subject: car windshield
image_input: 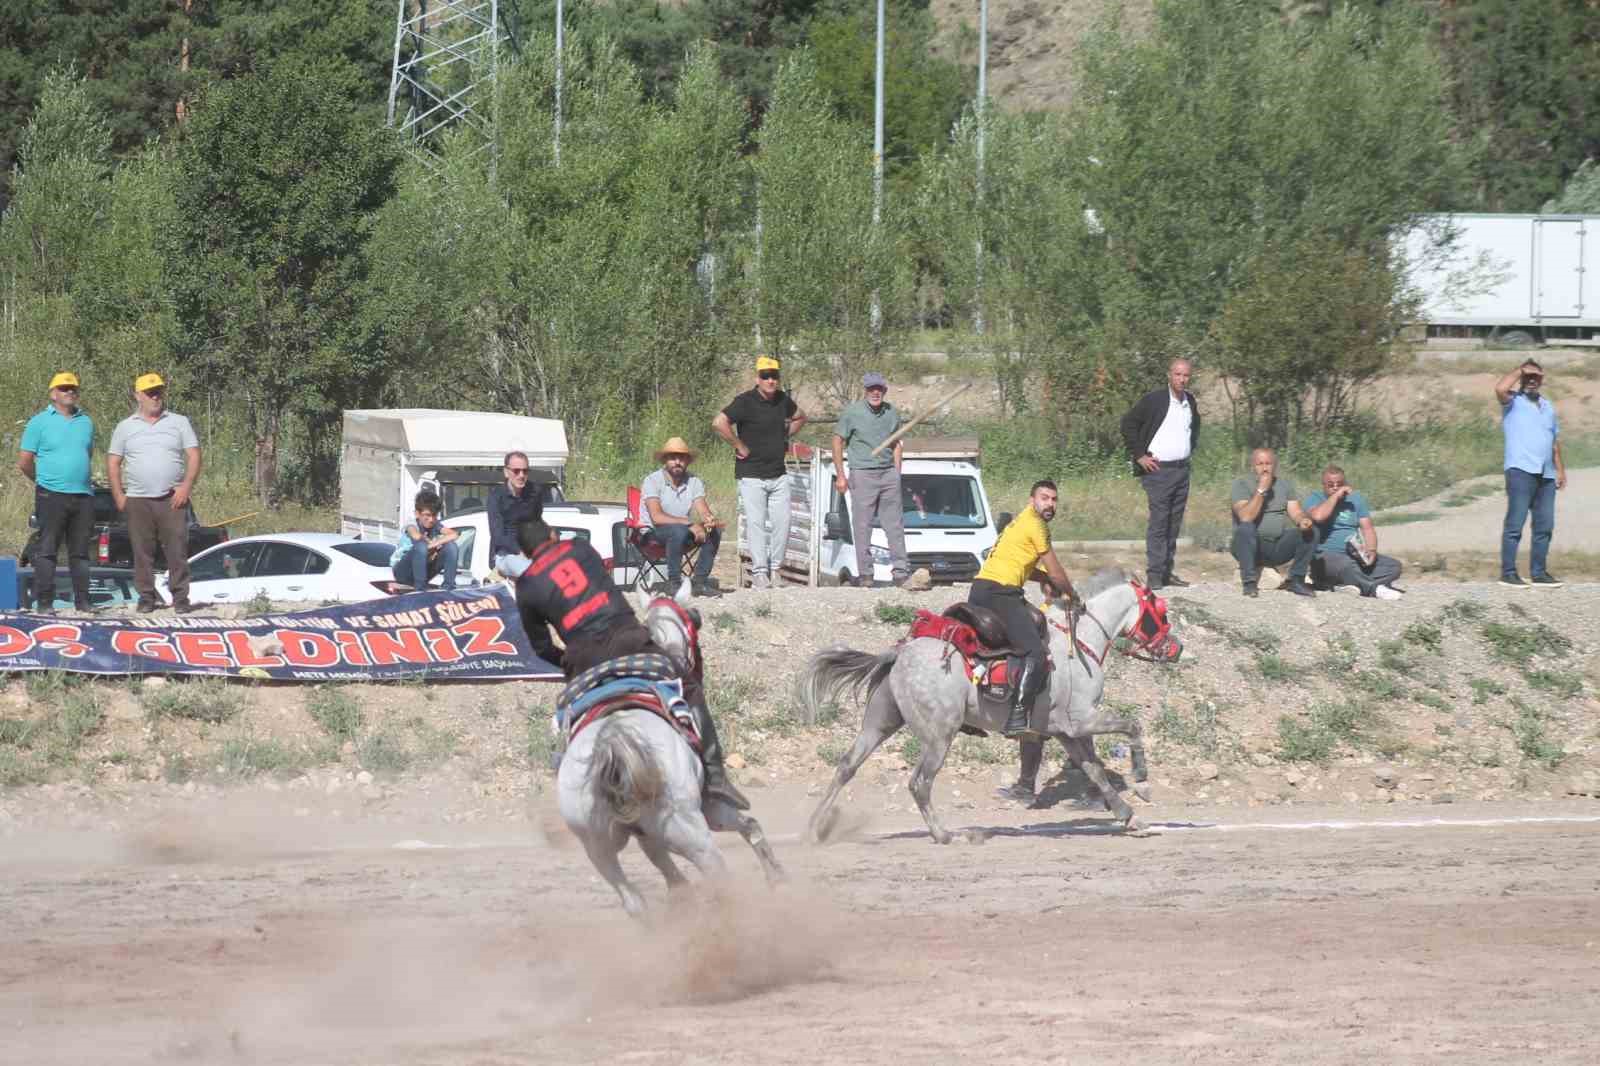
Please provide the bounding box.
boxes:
[900,474,987,530]
[333,541,397,568]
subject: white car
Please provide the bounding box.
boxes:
[157,533,400,607]
[441,501,633,587]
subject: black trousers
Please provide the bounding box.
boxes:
[968,579,1045,665]
[1230,523,1316,584]
[1139,461,1190,582]
[33,487,95,609]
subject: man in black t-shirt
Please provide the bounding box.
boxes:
[711,355,808,590]
[515,517,749,810]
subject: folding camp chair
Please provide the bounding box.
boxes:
[624,485,701,592]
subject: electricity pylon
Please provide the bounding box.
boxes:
[386,0,511,169]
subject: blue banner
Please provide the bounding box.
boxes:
[0,587,562,681]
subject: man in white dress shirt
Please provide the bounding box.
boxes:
[1120,359,1201,590]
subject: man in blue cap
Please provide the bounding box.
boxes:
[832,371,912,587]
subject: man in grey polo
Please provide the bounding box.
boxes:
[832,371,910,587]
[108,372,203,613]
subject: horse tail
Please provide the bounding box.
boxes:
[586,717,664,826]
[797,645,899,725]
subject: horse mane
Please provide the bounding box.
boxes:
[1077,566,1133,602]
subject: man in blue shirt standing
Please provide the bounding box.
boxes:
[1303,466,1403,600]
[1495,359,1567,588]
[17,372,97,613]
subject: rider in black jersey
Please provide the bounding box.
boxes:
[514,517,748,810]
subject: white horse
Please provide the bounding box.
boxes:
[798,567,1182,844]
[556,581,784,917]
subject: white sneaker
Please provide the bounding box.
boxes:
[1374,584,1403,601]
[751,572,771,591]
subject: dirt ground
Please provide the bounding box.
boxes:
[1,785,1597,1065]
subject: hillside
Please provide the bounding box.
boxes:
[929,0,1153,111]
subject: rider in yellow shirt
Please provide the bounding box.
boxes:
[970,480,1079,737]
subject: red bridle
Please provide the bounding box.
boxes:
[648,596,704,678]
[1051,580,1180,666]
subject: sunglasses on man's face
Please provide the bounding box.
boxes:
[758,371,781,381]
[507,466,529,475]
[56,385,79,392]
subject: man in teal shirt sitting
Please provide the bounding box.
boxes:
[1302,465,1403,600]
[17,371,96,612]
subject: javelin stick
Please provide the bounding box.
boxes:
[869,380,974,457]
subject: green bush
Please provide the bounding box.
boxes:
[143,680,249,724]
[305,686,363,741]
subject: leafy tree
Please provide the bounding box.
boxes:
[1062,0,1471,443]
[1542,158,1600,215]
[164,61,401,505]
[754,52,907,407]
[1435,0,1600,210]
[807,1,972,173]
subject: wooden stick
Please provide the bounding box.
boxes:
[211,510,261,527]
[870,381,975,457]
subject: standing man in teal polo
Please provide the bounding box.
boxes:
[108,373,203,613]
[832,371,910,587]
[17,371,97,613]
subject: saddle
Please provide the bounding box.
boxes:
[905,604,1053,725]
[555,653,702,753]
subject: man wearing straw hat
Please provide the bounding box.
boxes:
[640,436,722,596]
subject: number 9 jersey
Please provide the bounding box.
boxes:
[514,537,634,673]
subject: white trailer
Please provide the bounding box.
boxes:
[1405,213,1600,343]
[340,409,569,542]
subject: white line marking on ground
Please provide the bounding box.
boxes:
[383,814,1600,851]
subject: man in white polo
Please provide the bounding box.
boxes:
[108,373,203,613]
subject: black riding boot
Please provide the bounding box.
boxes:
[694,701,750,810]
[995,737,1042,803]
[1002,659,1045,739]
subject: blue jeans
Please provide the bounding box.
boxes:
[1501,469,1556,578]
[494,552,530,579]
[393,539,459,590]
[645,524,720,583]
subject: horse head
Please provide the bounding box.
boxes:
[639,579,704,676]
[1054,567,1182,664]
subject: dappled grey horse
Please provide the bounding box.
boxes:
[798,568,1182,844]
[556,582,784,917]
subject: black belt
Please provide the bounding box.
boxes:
[1154,458,1189,467]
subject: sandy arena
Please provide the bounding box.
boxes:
[2,782,1597,1065]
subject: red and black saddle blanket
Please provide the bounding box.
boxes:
[557,655,702,753]
[904,609,1030,701]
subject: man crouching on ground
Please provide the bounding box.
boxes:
[1303,465,1403,600]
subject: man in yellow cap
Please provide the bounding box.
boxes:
[108,373,203,613]
[18,372,96,612]
[969,480,1078,739]
[640,436,722,595]
[711,356,807,590]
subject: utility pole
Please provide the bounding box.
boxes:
[870,0,885,344]
[554,0,564,165]
[974,0,987,336]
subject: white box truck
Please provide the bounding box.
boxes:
[738,437,1007,587]
[1405,213,1600,344]
[340,409,629,586]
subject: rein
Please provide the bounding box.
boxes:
[1049,593,1167,667]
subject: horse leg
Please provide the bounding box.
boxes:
[637,832,691,894]
[707,802,786,886]
[1059,734,1113,811]
[662,810,730,885]
[907,727,959,845]
[805,684,904,844]
[1076,707,1153,802]
[1056,734,1143,831]
[577,830,649,918]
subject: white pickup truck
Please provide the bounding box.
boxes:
[738,437,1008,587]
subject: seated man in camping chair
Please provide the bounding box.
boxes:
[640,437,722,596]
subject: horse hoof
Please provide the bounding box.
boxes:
[1123,815,1152,836]
[1132,784,1154,803]
[929,831,955,845]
